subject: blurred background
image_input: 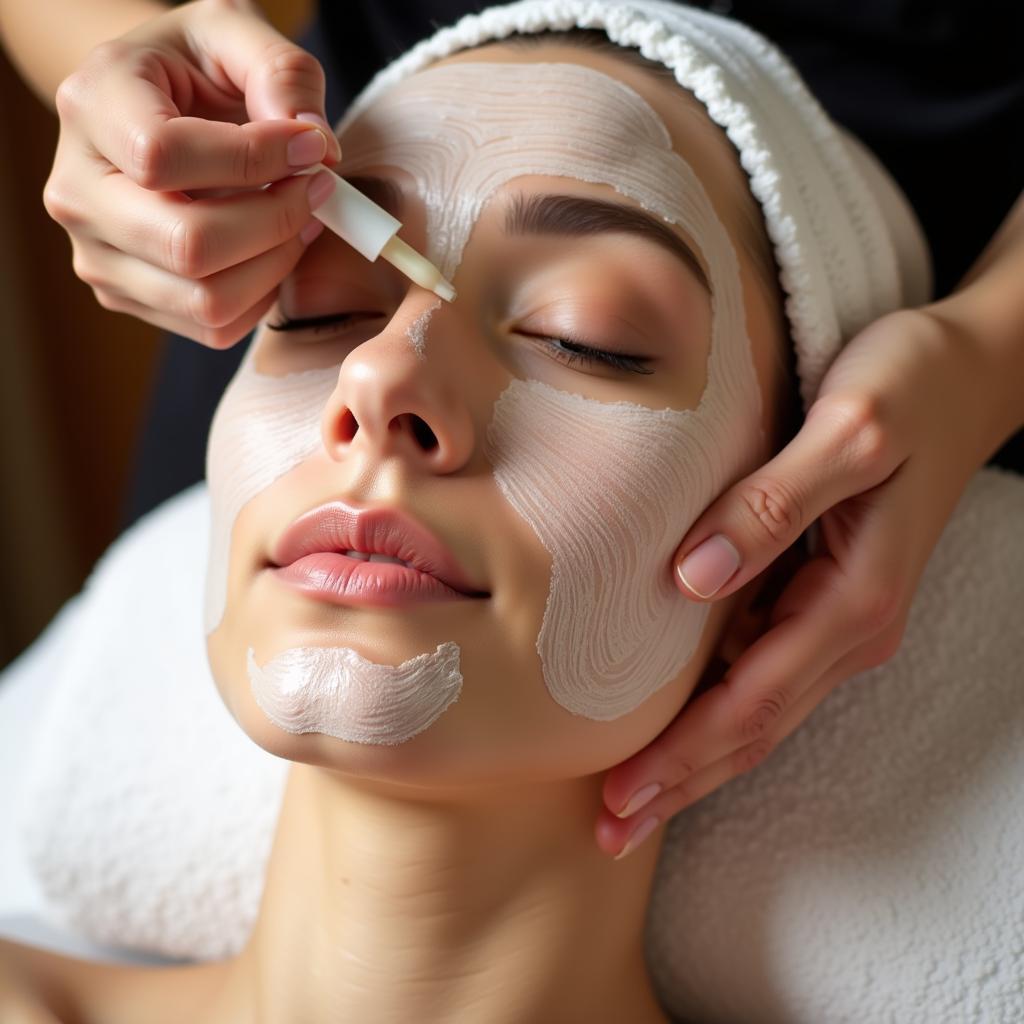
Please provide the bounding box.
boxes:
[0,0,309,670]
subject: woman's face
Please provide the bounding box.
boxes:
[204,42,787,789]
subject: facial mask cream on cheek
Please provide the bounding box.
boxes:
[489,381,727,719]
[338,61,764,720]
[204,345,338,635]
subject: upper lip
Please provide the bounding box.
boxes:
[269,500,487,597]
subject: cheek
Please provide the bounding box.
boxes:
[204,354,338,635]
[486,377,727,721]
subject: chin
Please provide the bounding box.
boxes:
[206,595,695,793]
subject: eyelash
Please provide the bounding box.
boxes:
[532,333,653,375]
[266,312,375,334]
[266,313,654,375]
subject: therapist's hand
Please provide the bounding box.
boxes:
[597,300,1023,858]
[42,0,341,348]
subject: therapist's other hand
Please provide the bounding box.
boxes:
[42,0,341,348]
[598,304,1014,857]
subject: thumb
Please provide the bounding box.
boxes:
[673,399,896,600]
[191,2,341,162]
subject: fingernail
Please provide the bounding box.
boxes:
[616,782,662,819]
[614,816,660,861]
[288,126,327,167]
[299,218,325,245]
[306,169,335,210]
[297,112,341,161]
[677,534,741,598]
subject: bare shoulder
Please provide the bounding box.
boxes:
[0,936,225,1024]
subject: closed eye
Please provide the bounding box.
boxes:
[524,333,654,375]
[266,312,384,335]
[267,313,654,375]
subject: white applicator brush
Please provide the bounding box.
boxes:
[295,163,457,302]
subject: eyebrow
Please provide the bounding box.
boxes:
[327,176,710,293]
[504,192,710,293]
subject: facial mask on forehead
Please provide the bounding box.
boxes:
[339,61,725,280]
[341,60,764,719]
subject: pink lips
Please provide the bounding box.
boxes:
[267,501,487,607]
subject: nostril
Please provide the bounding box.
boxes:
[338,409,358,443]
[410,414,438,451]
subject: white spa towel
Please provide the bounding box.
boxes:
[2,468,1022,1021]
[7,487,288,961]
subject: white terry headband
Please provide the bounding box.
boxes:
[339,0,933,411]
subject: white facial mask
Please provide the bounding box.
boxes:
[247,642,462,745]
[339,61,765,719]
[204,349,337,635]
[207,59,763,735]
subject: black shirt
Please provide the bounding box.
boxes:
[124,0,1023,524]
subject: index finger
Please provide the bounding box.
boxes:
[87,69,335,191]
[674,394,902,601]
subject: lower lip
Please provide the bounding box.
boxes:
[269,552,473,607]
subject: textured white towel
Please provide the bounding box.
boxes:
[3,468,1022,1020]
[11,487,287,962]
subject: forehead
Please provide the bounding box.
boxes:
[338,52,747,288]
[439,40,748,200]
[339,40,756,266]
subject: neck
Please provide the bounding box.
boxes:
[210,761,667,1024]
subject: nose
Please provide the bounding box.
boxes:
[321,296,474,474]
